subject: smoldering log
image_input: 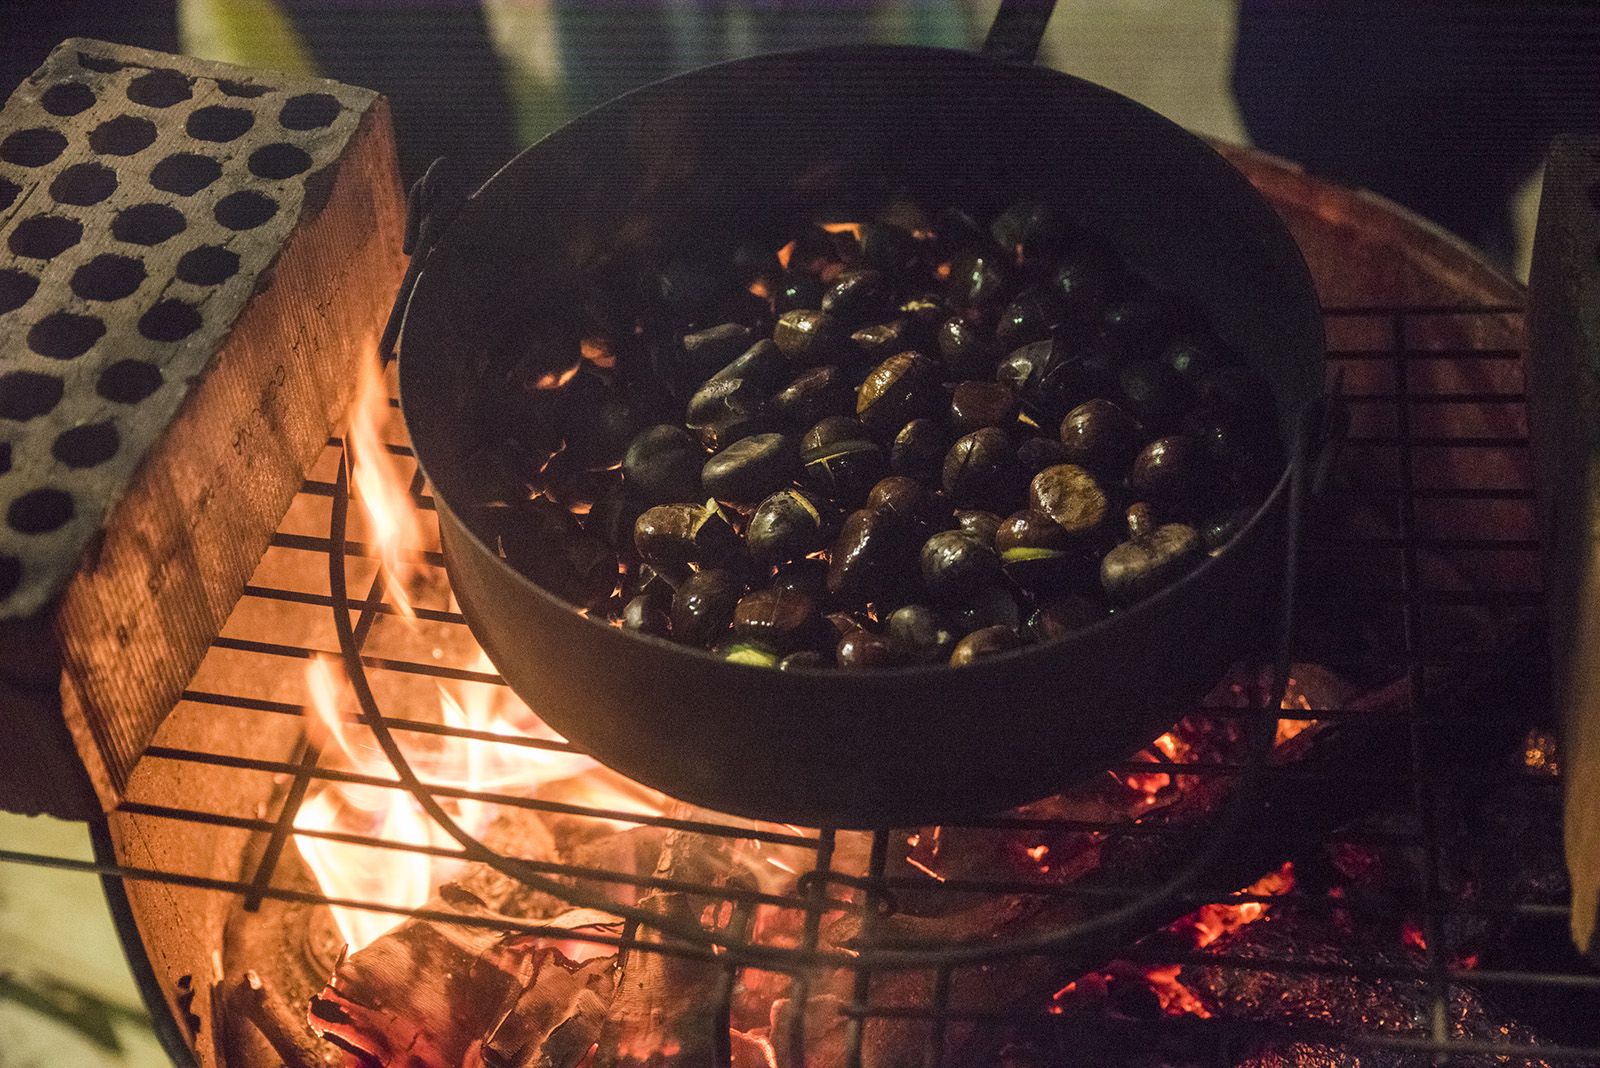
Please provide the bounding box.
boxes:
[308,889,618,1068]
[593,828,757,1068]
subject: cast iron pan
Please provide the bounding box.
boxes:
[396,12,1325,828]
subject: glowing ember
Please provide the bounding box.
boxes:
[1402,917,1428,952]
[580,337,616,370]
[533,361,582,390]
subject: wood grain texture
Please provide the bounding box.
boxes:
[1526,135,1600,954]
[0,39,407,817]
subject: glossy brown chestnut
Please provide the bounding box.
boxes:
[747,487,836,567]
[1058,398,1141,481]
[942,426,1017,510]
[1099,522,1202,606]
[950,380,1019,434]
[732,586,823,652]
[949,624,1023,666]
[670,568,742,646]
[857,351,944,434]
[1028,463,1108,536]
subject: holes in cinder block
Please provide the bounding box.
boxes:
[176,244,239,286]
[0,177,18,212]
[89,115,158,156]
[0,269,38,315]
[217,78,269,98]
[138,299,202,342]
[97,359,163,404]
[0,128,68,167]
[0,442,9,476]
[280,92,339,130]
[49,161,117,206]
[248,143,311,180]
[53,421,119,469]
[127,68,192,108]
[71,255,145,301]
[112,203,186,245]
[0,556,20,600]
[8,488,74,534]
[214,190,277,230]
[28,312,106,360]
[77,52,124,73]
[149,152,221,196]
[187,104,254,142]
[8,215,83,259]
[40,81,96,116]
[0,370,63,420]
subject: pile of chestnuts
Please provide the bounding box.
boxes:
[470,199,1282,670]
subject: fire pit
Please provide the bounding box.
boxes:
[1,143,1581,1068]
[0,34,1593,1068]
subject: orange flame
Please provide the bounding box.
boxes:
[534,362,582,390]
[347,357,422,618]
[296,363,671,951]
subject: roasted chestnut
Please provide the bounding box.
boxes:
[622,424,704,504]
[821,268,894,327]
[995,287,1067,351]
[679,322,754,386]
[773,308,844,365]
[747,487,836,567]
[1058,398,1141,480]
[990,199,1066,273]
[946,246,1010,308]
[1128,435,1210,510]
[942,427,1018,510]
[779,649,828,671]
[890,418,947,483]
[622,594,670,636]
[949,624,1023,666]
[850,320,914,363]
[920,529,1004,605]
[1100,523,1202,606]
[885,603,956,663]
[771,365,854,426]
[827,507,910,605]
[953,509,1004,546]
[1026,594,1104,641]
[1159,335,1223,386]
[1050,242,1120,327]
[1029,464,1109,537]
[685,376,772,450]
[950,380,1019,435]
[1200,506,1254,552]
[836,628,903,670]
[634,500,742,570]
[800,416,885,506]
[866,475,942,532]
[937,313,995,379]
[671,568,742,646]
[995,509,1085,592]
[702,432,796,505]
[773,556,829,597]
[857,352,944,435]
[732,586,824,652]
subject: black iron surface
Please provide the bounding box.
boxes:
[395,43,1326,827]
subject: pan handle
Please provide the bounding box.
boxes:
[982,0,1059,65]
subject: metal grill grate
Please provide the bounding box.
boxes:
[6,298,1598,1068]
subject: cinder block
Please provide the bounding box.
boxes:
[0,39,407,816]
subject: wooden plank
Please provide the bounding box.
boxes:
[1526,134,1600,955]
[0,39,407,817]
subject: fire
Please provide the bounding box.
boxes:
[580,338,616,370]
[347,357,422,618]
[295,361,668,952]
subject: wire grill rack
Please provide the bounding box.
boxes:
[6,298,1598,1067]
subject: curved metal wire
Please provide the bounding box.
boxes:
[331,390,1320,972]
